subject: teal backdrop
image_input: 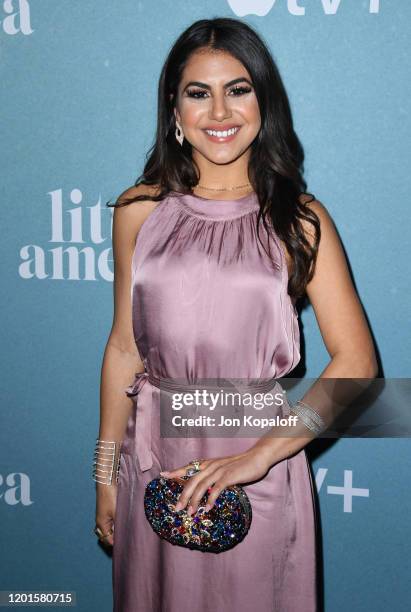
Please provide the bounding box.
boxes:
[1,1,410,611]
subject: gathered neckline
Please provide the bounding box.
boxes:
[169,190,260,221]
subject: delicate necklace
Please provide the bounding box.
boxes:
[196,182,252,192]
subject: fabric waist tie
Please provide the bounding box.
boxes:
[124,364,283,473]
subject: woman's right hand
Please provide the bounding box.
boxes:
[95,483,118,547]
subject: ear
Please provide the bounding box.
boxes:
[173,106,181,124]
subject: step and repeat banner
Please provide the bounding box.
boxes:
[1,1,409,611]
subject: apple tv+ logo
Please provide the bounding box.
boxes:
[227,0,381,17]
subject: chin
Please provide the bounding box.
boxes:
[198,148,245,165]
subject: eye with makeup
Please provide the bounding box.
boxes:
[185,85,253,99]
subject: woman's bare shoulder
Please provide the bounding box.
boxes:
[114,183,162,228]
[116,182,162,209]
[298,193,333,248]
[277,194,330,285]
[112,183,163,249]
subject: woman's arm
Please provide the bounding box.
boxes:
[98,184,160,445]
[94,184,159,546]
[301,197,378,377]
[252,197,379,465]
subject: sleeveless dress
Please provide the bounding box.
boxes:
[112,191,318,612]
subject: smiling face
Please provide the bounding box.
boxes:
[174,48,261,167]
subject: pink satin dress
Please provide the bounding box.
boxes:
[112,191,317,612]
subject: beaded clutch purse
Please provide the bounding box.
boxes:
[144,475,252,553]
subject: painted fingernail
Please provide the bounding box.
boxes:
[160,471,169,476]
[187,505,193,516]
[204,503,211,512]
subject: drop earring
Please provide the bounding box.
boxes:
[175,119,184,146]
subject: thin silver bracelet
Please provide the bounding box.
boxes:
[92,438,121,485]
[290,400,327,436]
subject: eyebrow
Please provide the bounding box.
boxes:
[182,77,253,91]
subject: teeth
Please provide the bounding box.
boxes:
[205,127,239,138]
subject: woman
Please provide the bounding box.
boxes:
[93,17,377,612]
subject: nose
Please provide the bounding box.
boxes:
[209,92,232,122]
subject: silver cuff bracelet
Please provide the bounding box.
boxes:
[290,399,327,436]
[92,438,121,485]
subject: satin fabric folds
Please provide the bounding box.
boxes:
[112,191,317,612]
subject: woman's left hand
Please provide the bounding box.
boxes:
[159,447,272,515]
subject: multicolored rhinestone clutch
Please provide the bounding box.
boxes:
[144,475,252,553]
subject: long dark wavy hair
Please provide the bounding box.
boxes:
[107,17,320,300]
